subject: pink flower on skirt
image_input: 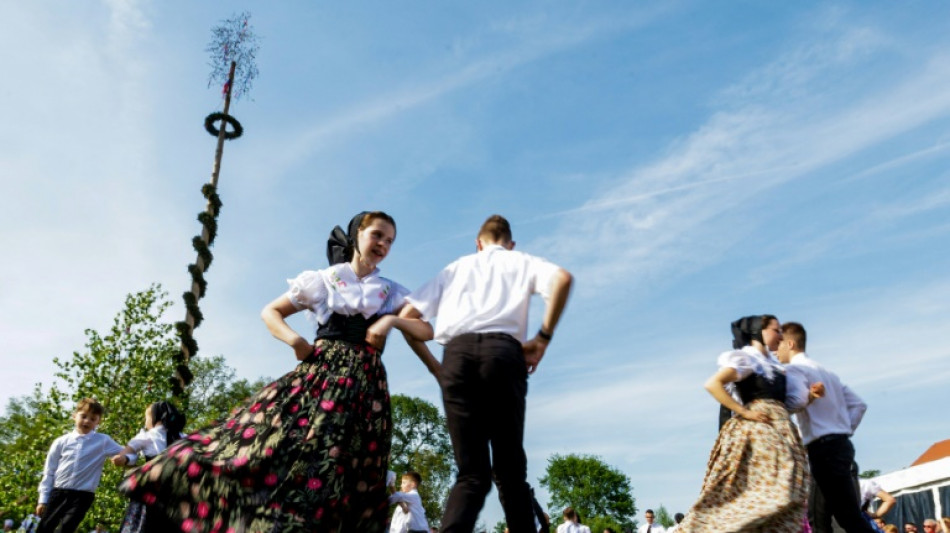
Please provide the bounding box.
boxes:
[368,441,378,452]
[307,477,322,490]
[264,447,274,457]
[297,417,309,427]
[188,463,201,478]
[346,377,354,388]
[189,434,203,441]
[181,518,195,532]
[290,404,300,413]
[197,501,210,518]
[232,455,249,467]
[314,508,324,519]
[242,427,256,439]
[265,473,278,486]
[320,399,335,411]
[143,492,156,505]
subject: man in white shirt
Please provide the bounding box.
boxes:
[666,513,684,533]
[389,471,430,533]
[400,215,573,533]
[637,509,665,533]
[777,322,874,533]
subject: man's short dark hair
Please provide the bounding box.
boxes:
[781,321,807,351]
[403,471,422,485]
[478,214,512,243]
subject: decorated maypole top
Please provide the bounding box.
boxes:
[172,12,260,397]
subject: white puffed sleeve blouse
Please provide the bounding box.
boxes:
[285,263,410,329]
[717,346,809,411]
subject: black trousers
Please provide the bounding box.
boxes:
[439,333,535,533]
[807,435,875,533]
[36,488,95,533]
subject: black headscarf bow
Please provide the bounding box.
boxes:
[151,401,186,444]
[326,212,368,266]
[730,315,765,349]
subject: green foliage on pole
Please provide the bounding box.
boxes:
[539,453,637,532]
[389,394,455,529]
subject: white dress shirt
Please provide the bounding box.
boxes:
[786,352,867,445]
[638,523,665,533]
[858,478,883,507]
[389,489,428,532]
[123,425,168,465]
[406,244,561,344]
[557,522,590,533]
[38,430,124,503]
[287,263,410,327]
[718,346,810,412]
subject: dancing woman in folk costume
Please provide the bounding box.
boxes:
[120,211,439,533]
[677,315,823,533]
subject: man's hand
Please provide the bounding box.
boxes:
[36,504,47,517]
[112,454,129,467]
[809,382,826,404]
[366,315,395,350]
[522,336,549,374]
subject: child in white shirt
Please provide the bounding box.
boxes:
[389,471,430,533]
[36,398,123,533]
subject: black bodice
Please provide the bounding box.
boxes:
[316,312,380,344]
[735,371,786,404]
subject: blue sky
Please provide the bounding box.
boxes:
[2,0,949,528]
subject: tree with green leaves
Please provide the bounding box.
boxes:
[0,285,259,531]
[539,453,636,532]
[389,394,455,529]
[654,504,674,528]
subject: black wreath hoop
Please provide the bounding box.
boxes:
[204,112,243,140]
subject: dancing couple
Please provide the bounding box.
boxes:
[119,212,573,533]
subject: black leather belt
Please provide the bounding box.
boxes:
[809,433,849,446]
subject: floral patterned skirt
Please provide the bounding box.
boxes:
[678,399,809,533]
[119,339,392,533]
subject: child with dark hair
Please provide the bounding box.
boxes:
[36,398,124,533]
[112,401,186,533]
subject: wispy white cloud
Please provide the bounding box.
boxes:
[526,42,950,298]
[267,8,668,179]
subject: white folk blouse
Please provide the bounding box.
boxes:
[286,263,410,328]
[717,345,809,411]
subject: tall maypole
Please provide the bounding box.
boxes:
[172,12,260,397]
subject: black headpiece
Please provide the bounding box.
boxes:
[326,212,368,266]
[730,315,766,349]
[151,401,186,443]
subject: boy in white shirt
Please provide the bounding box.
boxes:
[389,471,430,533]
[36,398,124,533]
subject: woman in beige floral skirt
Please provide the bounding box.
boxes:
[677,315,822,533]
